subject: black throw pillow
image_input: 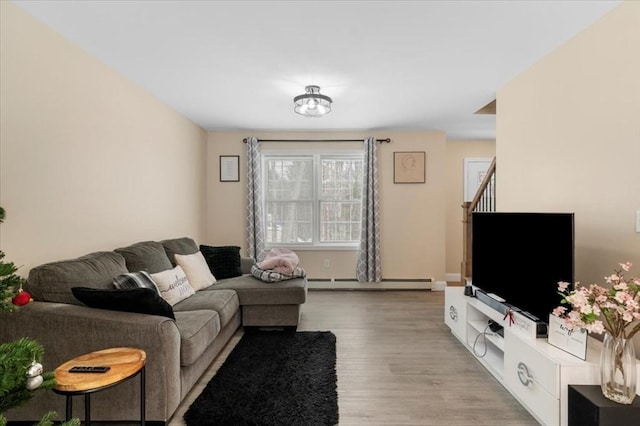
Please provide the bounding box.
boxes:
[199,245,242,279]
[71,287,175,320]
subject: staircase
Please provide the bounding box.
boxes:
[461,157,496,281]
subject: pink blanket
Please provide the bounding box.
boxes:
[258,248,299,275]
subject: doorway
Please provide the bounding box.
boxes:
[463,158,492,202]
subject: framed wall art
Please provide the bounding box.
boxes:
[220,155,240,182]
[394,151,425,184]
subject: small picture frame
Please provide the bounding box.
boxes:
[220,155,240,182]
[394,151,425,184]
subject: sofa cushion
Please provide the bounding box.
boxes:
[25,251,128,305]
[175,251,216,291]
[160,237,199,266]
[71,287,175,320]
[210,274,307,306]
[114,241,173,274]
[174,310,221,366]
[173,289,239,328]
[113,271,159,292]
[151,265,195,306]
[199,245,242,279]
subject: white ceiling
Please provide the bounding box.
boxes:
[13,0,622,140]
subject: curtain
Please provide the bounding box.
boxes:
[356,137,381,282]
[246,137,265,262]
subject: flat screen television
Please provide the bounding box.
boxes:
[471,212,575,324]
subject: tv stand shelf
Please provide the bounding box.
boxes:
[444,286,640,426]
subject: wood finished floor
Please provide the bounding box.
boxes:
[169,290,540,426]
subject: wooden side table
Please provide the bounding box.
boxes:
[53,347,146,425]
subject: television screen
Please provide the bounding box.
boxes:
[471,212,575,324]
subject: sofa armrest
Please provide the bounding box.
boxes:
[0,301,182,422]
[240,256,255,275]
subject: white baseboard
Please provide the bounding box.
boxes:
[445,273,461,282]
[308,280,431,290]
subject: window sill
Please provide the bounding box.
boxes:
[264,245,359,252]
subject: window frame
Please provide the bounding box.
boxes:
[262,149,364,250]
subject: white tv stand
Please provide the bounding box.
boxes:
[444,286,639,426]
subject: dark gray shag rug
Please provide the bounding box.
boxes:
[184,331,338,426]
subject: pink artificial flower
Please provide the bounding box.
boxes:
[580,303,594,315]
[615,291,631,304]
[567,310,584,327]
[614,282,629,291]
[557,281,570,292]
[587,320,605,334]
[596,294,608,304]
[606,274,620,284]
[567,291,588,308]
[554,262,639,339]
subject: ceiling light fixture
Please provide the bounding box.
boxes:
[293,85,332,117]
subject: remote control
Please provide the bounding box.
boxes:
[68,366,110,373]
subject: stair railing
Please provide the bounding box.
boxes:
[461,157,496,281]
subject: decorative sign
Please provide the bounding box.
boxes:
[547,314,588,360]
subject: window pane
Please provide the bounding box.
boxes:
[264,154,362,245]
[319,157,363,243]
[265,158,313,201]
[265,201,313,244]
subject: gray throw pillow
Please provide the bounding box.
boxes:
[161,237,199,266]
[114,241,173,274]
[25,252,128,305]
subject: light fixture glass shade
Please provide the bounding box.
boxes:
[294,85,332,117]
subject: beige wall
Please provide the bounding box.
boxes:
[0,2,207,273]
[445,140,495,280]
[497,1,639,286]
[206,131,447,282]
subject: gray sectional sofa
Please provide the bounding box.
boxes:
[0,237,307,424]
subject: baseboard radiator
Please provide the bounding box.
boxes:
[307,278,432,290]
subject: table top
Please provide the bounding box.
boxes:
[570,385,640,408]
[54,347,146,394]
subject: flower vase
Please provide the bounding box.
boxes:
[600,332,637,404]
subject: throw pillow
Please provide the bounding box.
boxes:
[150,265,195,306]
[113,271,159,293]
[175,251,216,291]
[199,245,242,279]
[160,237,199,266]
[71,287,175,320]
[113,241,173,274]
[25,251,128,306]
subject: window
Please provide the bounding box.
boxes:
[263,152,363,248]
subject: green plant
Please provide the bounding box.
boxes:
[0,207,25,312]
[0,207,79,426]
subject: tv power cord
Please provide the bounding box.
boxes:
[472,321,502,358]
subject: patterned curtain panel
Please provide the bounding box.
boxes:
[356,137,381,282]
[246,137,265,262]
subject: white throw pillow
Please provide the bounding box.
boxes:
[151,265,195,306]
[175,251,216,291]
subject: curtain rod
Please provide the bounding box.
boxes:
[242,138,391,143]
